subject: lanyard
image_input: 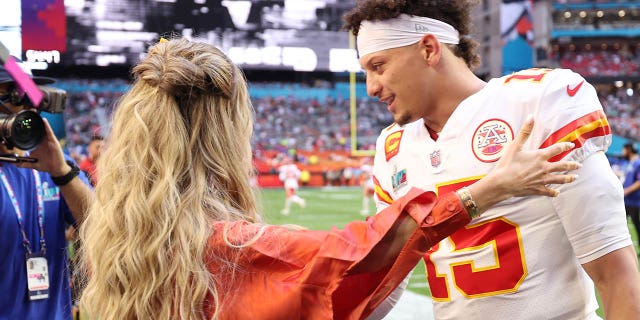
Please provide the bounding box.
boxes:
[0,167,46,256]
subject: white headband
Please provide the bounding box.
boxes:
[357,14,460,57]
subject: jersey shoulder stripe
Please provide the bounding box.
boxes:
[539,110,611,162]
[373,175,393,205]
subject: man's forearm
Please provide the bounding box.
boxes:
[59,177,94,224]
[584,246,640,319]
[624,180,640,196]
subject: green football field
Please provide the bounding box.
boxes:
[259,186,640,317]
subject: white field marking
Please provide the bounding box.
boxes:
[298,190,361,200]
[291,213,349,220]
[314,193,361,200]
[408,282,430,289]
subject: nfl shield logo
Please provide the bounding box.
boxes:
[430,150,441,168]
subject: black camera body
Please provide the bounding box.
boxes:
[2,85,67,113]
[0,85,67,151]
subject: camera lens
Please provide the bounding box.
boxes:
[0,110,45,151]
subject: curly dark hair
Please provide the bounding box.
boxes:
[343,0,481,70]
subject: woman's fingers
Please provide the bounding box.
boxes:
[491,116,584,199]
[540,141,576,160]
[513,115,535,149]
[543,172,579,185]
[546,159,582,174]
[538,141,581,185]
[539,187,561,197]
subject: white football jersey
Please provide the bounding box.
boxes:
[361,163,375,190]
[278,163,301,189]
[372,68,631,319]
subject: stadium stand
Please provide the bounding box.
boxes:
[55,79,392,187]
[47,1,640,188]
[51,71,640,187]
[556,47,639,77]
[549,0,640,150]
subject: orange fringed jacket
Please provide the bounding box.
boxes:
[204,187,469,319]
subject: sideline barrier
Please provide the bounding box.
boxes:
[255,149,366,188]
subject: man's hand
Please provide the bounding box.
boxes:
[16,118,70,176]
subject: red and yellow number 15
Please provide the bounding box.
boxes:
[425,180,528,301]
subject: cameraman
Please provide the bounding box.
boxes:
[0,65,93,319]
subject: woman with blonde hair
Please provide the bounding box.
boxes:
[79,37,579,319]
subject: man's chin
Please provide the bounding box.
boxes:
[394,114,418,126]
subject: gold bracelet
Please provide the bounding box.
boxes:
[456,187,480,219]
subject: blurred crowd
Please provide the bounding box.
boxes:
[601,87,640,140]
[53,76,640,165]
[54,79,393,164]
[252,94,391,154]
[557,49,639,77]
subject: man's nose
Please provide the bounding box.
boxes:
[365,75,380,98]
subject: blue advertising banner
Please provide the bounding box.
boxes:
[501,0,534,75]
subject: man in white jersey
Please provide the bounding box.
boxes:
[344,1,640,319]
[278,157,306,215]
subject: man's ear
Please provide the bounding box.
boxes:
[419,34,441,66]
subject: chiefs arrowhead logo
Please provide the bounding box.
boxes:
[566,80,584,97]
[472,119,514,163]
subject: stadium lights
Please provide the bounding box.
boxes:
[64,0,85,10]
[96,21,144,31]
[87,45,111,53]
[96,54,126,66]
[22,61,48,71]
[227,46,318,72]
[329,49,361,73]
[95,30,157,42]
[282,47,317,72]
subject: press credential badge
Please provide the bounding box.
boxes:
[26,253,49,300]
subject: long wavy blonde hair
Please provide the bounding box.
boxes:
[79,38,260,319]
